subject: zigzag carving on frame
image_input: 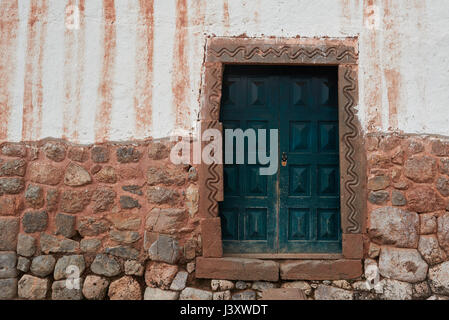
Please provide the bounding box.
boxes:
[342,66,360,233]
[207,66,222,119]
[205,120,221,217]
[209,46,358,61]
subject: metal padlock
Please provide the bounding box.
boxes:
[282,152,287,167]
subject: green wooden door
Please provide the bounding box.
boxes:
[220,65,341,254]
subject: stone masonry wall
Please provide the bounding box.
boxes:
[364,134,449,300]
[0,139,203,300]
[2,135,449,300]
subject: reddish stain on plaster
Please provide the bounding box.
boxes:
[192,0,206,27]
[95,0,116,142]
[384,69,400,130]
[341,0,351,20]
[62,0,85,141]
[363,0,382,131]
[134,0,154,138]
[172,0,190,130]
[63,0,75,139]
[22,0,48,141]
[223,0,230,30]
[190,0,206,121]
[382,0,402,130]
[73,0,86,141]
[341,0,355,30]
[253,1,259,27]
[0,0,19,140]
[413,0,425,30]
[412,0,427,131]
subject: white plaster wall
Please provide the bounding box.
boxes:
[0,0,448,143]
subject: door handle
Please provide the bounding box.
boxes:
[282,152,287,167]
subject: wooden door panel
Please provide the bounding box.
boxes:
[279,68,341,253]
[287,208,311,241]
[289,121,312,152]
[220,65,341,254]
[220,66,278,254]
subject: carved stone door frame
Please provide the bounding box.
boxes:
[196,37,365,280]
